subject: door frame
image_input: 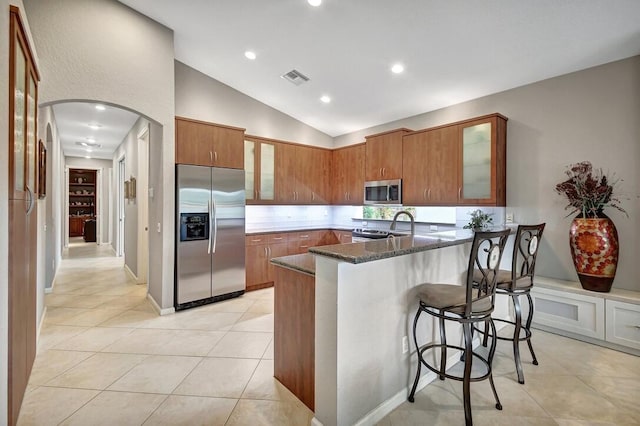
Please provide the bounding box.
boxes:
[136,125,149,285]
[116,155,126,257]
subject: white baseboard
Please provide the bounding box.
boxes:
[124,263,138,281]
[310,417,323,426]
[147,293,175,316]
[37,307,48,343]
[44,286,53,294]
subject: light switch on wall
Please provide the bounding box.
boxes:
[157,222,161,233]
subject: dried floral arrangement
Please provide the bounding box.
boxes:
[555,161,627,218]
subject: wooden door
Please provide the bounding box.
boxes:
[8,6,39,426]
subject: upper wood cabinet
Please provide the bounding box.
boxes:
[364,128,412,181]
[332,144,365,205]
[175,117,245,169]
[402,113,507,207]
[403,126,459,205]
[457,114,507,206]
[274,142,331,204]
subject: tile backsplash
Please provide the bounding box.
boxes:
[246,205,506,233]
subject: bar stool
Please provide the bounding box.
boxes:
[408,229,510,426]
[473,223,545,384]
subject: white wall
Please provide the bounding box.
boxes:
[334,57,640,292]
[24,0,176,309]
[175,61,334,148]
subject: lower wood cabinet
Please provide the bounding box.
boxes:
[245,229,346,291]
[246,233,288,292]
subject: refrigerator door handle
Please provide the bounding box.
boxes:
[207,199,213,254]
[211,196,218,253]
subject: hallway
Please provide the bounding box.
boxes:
[17,241,640,425]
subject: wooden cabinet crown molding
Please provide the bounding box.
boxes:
[175,116,246,132]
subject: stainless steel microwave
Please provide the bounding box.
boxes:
[364,179,402,205]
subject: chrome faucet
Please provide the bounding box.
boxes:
[390,210,415,235]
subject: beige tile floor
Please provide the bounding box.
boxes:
[18,239,640,425]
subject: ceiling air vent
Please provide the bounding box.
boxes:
[281,69,310,86]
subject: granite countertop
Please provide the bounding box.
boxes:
[270,253,316,276]
[271,228,512,272]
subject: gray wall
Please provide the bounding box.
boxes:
[335,56,640,292]
[112,117,151,278]
[175,61,334,148]
[24,0,175,309]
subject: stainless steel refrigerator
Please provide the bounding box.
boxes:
[175,164,245,310]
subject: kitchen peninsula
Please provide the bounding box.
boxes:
[271,230,514,426]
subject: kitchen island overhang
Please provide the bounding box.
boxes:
[272,230,514,426]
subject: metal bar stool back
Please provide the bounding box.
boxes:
[476,223,546,384]
[408,229,511,426]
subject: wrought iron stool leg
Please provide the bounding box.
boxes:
[512,293,525,384]
[487,318,503,410]
[408,307,423,402]
[525,292,538,366]
[462,322,474,426]
[439,314,447,379]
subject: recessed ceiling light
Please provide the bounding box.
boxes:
[308,0,321,6]
[391,63,405,74]
[320,95,331,104]
[86,148,93,153]
[244,51,256,60]
[88,123,101,130]
[86,137,96,143]
[95,104,106,111]
[85,156,91,159]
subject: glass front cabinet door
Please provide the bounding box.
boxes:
[245,138,275,203]
[458,114,507,206]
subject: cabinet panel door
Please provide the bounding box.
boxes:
[267,241,289,282]
[332,145,364,205]
[427,126,459,204]
[402,133,430,205]
[294,146,315,203]
[309,147,332,204]
[259,142,276,201]
[275,143,297,203]
[212,126,244,169]
[246,243,269,287]
[176,119,212,166]
[245,140,256,201]
[365,132,404,181]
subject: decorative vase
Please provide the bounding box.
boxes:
[569,212,619,292]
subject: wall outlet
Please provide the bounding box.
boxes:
[429,225,438,231]
[506,212,514,223]
[402,336,409,354]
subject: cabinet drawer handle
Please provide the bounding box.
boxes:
[458,187,462,199]
[300,245,309,248]
[312,192,315,201]
[423,188,427,200]
[214,151,218,162]
[272,237,283,240]
[300,235,309,238]
[251,239,262,242]
[428,188,431,200]
[264,247,268,256]
[209,151,213,163]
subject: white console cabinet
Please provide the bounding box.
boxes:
[530,277,640,355]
